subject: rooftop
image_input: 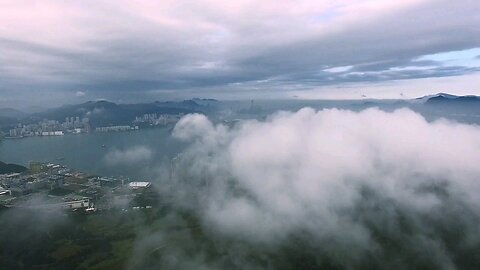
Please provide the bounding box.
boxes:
[128,182,151,188]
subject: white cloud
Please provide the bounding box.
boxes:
[104,146,152,166]
[75,90,86,97]
[170,108,480,266]
[324,65,353,73]
[85,107,104,116]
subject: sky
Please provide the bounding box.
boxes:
[1,0,480,108]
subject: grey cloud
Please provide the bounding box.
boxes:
[1,0,480,107]
[234,0,480,84]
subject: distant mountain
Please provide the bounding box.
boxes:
[417,93,480,119]
[425,94,480,104]
[0,161,27,174]
[27,99,215,127]
[413,93,480,104]
[415,93,459,102]
[191,98,220,106]
[0,108,27,128]
[22,105,47,114]
[0,116,18,129]
[0,108,26,119]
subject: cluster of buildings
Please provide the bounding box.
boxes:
[7,116,91,138]
[134,113,183,126]
[0,162,153,212]
[95,125,139,132]
[4,112,184,139]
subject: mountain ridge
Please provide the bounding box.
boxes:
[24,99,215,127]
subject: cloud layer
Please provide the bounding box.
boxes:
[1,0,480,106]
[168,109,480,269]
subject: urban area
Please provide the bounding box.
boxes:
[4,113,183,139]
[0,161,156,212]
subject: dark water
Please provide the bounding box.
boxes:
[0,127,184,179]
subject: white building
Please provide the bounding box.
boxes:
[128,181,151,190]
[63,197,91,210]
[41,131,64,136]
[0,186,11,195]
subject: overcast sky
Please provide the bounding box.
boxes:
[1,0,480,108]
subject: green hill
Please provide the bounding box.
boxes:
[0,161,27,174]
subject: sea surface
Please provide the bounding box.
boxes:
[0,127,184,180]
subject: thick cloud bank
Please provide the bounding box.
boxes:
[171,108,480,269]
